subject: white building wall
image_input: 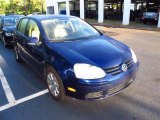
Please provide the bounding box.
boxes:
[46,0,54,7]
[98,0,104,23]
[123,0,131,25]
[46,0,74,14]
[80,0,84,19]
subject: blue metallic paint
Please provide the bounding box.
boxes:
[14,15,139,101]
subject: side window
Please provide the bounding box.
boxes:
[17,20,22,31]
[18,19,28,34]
[25,19,40,41]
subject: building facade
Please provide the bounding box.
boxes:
[46,0,160,28]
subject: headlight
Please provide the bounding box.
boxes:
[130,49,137,63]
[74,63,106,79]
[5,33,13,36]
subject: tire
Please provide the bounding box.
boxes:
[14,44,23,63]
[46,67,65,101]
[2,36,8,47]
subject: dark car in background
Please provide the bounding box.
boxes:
[0,15,24,47]
[14,15,139,101]
[142,8,159,24]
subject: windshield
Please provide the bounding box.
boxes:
[41,18,101,41]
[3,16,21,26]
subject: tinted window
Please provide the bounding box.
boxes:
[18,19,28,34]
[3,16,21,26]
[25,19,40,41]
[41,18,100,41]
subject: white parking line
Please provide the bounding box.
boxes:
[0,89,49,112]
[0,68,15,104]
[0,62,49,112]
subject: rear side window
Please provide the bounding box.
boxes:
[18,19,28,34]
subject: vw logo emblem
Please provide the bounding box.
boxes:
[122,64,128,72]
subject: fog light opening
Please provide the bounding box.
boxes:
[85,91,103,99]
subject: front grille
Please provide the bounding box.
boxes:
[125,59,133,69]
[104,59,133,76]
[104,65,121,75]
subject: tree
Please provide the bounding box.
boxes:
[5,0,24,14]
[0,0,7,14]
[0,0,46,15]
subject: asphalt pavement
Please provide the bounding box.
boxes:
[0,28,160,120]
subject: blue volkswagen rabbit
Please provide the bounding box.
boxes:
[14,15,139,101]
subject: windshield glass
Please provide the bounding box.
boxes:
[41,18,101,41]
[3,16,21,26]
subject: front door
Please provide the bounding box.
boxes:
[24,19,45,77]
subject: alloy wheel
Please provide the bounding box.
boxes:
[3,36,7,47]
[14,46,19,60]
[47,73,60,97]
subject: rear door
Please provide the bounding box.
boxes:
[15,18,29,63]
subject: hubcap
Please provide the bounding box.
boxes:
[47,73,60,97]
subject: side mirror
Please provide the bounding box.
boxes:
[27,37,41,46]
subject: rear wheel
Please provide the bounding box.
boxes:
[46,67,65,101]
[14,44,23,63]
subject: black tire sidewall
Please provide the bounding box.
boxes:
[3,36,8,47]
[14,44,22,63]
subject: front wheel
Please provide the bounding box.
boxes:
[2,36,8,47]
[46,67,65,101]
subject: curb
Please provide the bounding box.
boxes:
[91,23,160,32]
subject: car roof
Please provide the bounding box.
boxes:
[1,14,24,18]
[2,15,24,19]
[25,15,77,21]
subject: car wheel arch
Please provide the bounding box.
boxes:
[44,62,67,96]
[44,62,64,81]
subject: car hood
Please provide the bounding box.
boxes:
[3,26,16,33]
[47,35,132,69]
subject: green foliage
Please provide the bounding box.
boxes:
[0,0,46,15]
[0,0,6,14]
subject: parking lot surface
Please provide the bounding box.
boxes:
[0,27,160,120]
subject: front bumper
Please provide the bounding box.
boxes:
[66,62,139,101]
[4,36,14,45]
[142,18,158,22]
